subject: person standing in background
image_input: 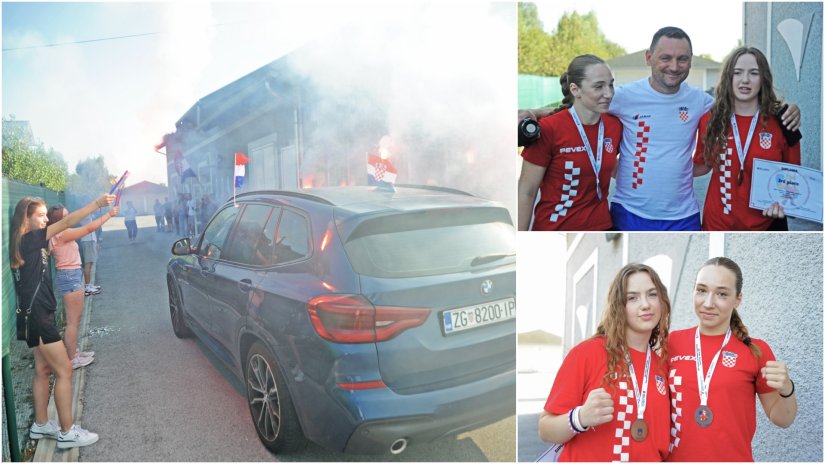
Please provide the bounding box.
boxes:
[78,215,101,296]
[177,195,187,237]
[200,195,217,227]
[163,197,174,233]
[186,194,197,237]
[124,201,138,242]
[153,199,165,232]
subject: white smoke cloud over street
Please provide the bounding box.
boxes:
[288,3,517,216]
[4,2,517,218]
[135,3,216,182]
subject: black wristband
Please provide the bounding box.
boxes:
[569,408,586,433]
[779,379,795,398]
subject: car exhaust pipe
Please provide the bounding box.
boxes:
[389,438,408,455]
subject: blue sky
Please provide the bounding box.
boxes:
[2,2,369,184]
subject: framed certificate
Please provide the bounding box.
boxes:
[749,158,823,223]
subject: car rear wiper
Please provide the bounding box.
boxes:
[470,252,516,267]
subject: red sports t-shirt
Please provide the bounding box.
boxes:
[666,328,775,462]
[694,112,801,230]
[522,109,621,231]
[544,337,670,462]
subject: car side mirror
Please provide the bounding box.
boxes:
[172,238,192,256]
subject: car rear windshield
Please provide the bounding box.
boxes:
[340,207,515,278]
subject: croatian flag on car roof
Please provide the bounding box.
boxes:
[235,152,249,188]
[367,154,397,186]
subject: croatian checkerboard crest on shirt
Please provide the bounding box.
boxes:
[760,132,773,149]
[604,138,614,153]
[679,106,689,122]
[656,374,666,395]
[722,350,738,368]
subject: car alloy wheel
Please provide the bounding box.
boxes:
[245,342,306,453]
[167,278,191,338]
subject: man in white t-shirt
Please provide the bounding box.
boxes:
[520,26,800,231]
[608,27,713,230]
[186,195,198,236]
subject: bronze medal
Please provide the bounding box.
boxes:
[695,405,713,427]
[631,418,648,441]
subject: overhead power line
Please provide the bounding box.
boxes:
[3,31,162,52]
[2,19,263,52]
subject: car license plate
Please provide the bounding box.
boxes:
[441,297,516,335]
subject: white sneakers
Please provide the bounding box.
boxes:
[30,422,99,449]
[30,420,60,439]
[57,425,99,449]
[84,284,101,296]
[71,353,94,370]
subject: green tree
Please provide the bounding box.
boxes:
[518,3,562,75]
[518,5,626,77]
[550,12,625,70]
[66,156,113,206]
[2,116,68,190]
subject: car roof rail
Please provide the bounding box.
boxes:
[228,190,335,206]
[394,184,474,196]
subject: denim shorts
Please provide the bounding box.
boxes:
[55,268,84,296]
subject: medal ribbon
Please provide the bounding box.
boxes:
[694,326,732,407]
[625,345,651,421]
[730,111,760,182]
[569,106,604,200]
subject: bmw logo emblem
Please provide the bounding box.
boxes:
[481,279,493,295]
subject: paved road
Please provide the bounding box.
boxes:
[67,216,515,461]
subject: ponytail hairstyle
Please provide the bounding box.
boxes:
[47,204,66,224]
[701,47,782,170]
[10,197,46,269]
[549,54,607,116]
[595,263,671,391]
[702,257,762,358]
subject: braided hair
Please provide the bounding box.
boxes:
[703,257,762,358]
[548,54,607,116]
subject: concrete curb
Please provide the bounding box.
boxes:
[32,267,96,463]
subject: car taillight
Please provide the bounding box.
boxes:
[307,294,430,343]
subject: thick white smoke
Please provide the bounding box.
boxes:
[288,3,517,218]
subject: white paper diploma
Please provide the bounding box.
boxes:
[749,158,823,223]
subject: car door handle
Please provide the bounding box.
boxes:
[239,278,253,293]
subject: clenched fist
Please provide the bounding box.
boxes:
[761,361,793,396]
[578,388,614,428]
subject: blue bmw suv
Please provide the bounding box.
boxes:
[166,186,516,455]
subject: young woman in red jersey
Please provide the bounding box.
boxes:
[693,47,801,230]
[667,257,797,461]
[539,264,671,461]
[518,54,623,231]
